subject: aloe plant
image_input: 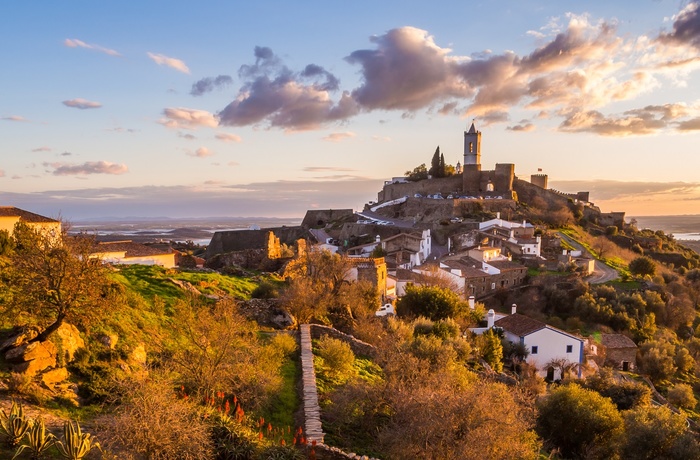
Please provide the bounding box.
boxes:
[12,417,55,460]
[54,421,100,460]
[0,399,32,447]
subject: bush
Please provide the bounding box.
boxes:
[317,336,356,381]
[667,383,698,410]
[252,281,279,299]
[431,318,460,340]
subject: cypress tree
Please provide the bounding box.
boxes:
[439,153,446,178]
[429,146,440,177]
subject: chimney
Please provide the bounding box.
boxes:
[376,235,381,242]
[487,309,495,329]
[496,212,500,219]
[562,249,567,256]
[468,295,475,310]
[511,303,517,315]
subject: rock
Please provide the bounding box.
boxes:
[5,341,57,363]
[168,278,202,295]
[51,323,85,362]
[129,343,147,366]
[13,356,56,376]
[41,367,69,387]
[0,326,39,352]
[97,334,119,350]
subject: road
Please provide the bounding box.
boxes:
[557,231,619,284]
[355,210,415,229]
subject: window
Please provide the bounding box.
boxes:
[531,346,538,354]
[566,345,573,353]
[469,142,473,153]
[491,282,496,290]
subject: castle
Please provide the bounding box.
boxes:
[462,122,516,199]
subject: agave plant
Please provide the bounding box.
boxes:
[54,421,100,460]
[12,417,55,460]
[0,399,32,447]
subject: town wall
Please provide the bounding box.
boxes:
[378,175,462,202]
[302,209,354,229]
[205,226,309,259]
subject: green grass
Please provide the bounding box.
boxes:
[260,358,300,437]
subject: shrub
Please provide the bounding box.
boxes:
[667,383,697,410]
[268,333,297,358]
[252,281,279,299]
[431,318,460,340]
[0,399,32,447]
[317,336,356,381]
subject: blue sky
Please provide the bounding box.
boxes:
[2,0,700,220]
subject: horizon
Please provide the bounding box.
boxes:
[2,1,700,220]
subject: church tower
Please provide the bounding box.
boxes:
[463,122,481,167]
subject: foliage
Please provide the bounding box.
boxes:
[251,281,280,299]
[667,383,697,410]
[0,400,32,447]
[97,371,213,459]
[3,224,110,342]
[258,444,305,460]
[536,384,623,459]
[581,369,651,410]
[54,421,101,460]
[621,405,700,460]
[404,163,428,181]
[316,336,356,383]
[480,329,503,373]
[629,256,657,278]
[397,284,467,321]
[12,418,55,460]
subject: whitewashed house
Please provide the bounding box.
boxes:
[495,312,584,380]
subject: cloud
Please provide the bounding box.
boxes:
[303,166,356,172]
[159,107,218,129]
[372,135,392,141]
[179,132,196,140]
[2,115,29,122]
[559,103,692,136]
[507,120,535,132]
[657,2,700,49]
[147,52,190,74]
[322,132,356,142]
[64,38,121,57]
[215,132,242,142]
[60,151,72,156]
[32,146,51,152]
[347,27,472,111]
[43,161,128,176]
[62,98,102,110]
[186,147,213,158]
[678,117,700,131]
[218,46,358,130]
[190,75,233,96]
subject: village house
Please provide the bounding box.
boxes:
[0,206,61,238]
[90,240,176,268]
[600,333,638,372]
[494,311,584,380]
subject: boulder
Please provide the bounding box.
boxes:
[0,326,39,352]
[129,343,147,366]
[5,340,57,363]
[97,333,119,350]
[41,367,69,387]
[13,355,56,376]
[52,323,84,362]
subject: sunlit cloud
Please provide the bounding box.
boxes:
[64,38,121,57]
[32,146,51,152]
[215,132,242,142]
[507,120,536,132]
[2,115,29,122]
[43,161,128,176]
[322,131,356,142]
[159,107,218,129]
[147,52,190,74]
[186,147,213,158]
[62,98,102,110]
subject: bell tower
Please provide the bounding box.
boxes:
[463,121,481,167]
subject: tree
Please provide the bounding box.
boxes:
[3,223,109,342]
[667,383,697,410]
[429,146,441,177]
[405,163,428,181]
[630,256,656,278]
[537,384,623,459]
[396,284,467,321]
[480,329,503,372]
[621,405,700,460]
[439,152,446,178]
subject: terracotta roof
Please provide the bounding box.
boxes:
[440,258,488,278]
[601,334,637,349]
[488,260,526,271]
[94,240,172,257]
[494,313,546,336]
[0,206,58,223]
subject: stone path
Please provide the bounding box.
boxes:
[300,324,324,444]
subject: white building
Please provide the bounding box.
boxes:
[495,313,584,380]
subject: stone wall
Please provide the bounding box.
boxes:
[302,209,355,229]
[205,226,309,259]
[309,325,376,358]
[378,176,462,202]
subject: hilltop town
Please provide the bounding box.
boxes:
[3,124,700,459]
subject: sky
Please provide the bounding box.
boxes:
[2,0,700,220]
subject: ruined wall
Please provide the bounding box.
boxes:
[302,209,354,229]
[206,226,309,259]
[378,176,463,202]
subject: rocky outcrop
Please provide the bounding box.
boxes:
[5,341,57,376]
[128,343,147,366]
[0,326,39,352]
[53,323,85,362]
[238,299,297,329]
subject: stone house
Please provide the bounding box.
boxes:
[0,206,61,238]
[601,333,637,371]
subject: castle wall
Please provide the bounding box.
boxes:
[206,226,309,259]
[301,209,354,229]
[378,175,463,202]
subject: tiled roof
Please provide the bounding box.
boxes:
[0,206,58,223]
[495,313,546,336]
[488,260,526,271]
[601,333,637,349]
[94,240,172,257]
